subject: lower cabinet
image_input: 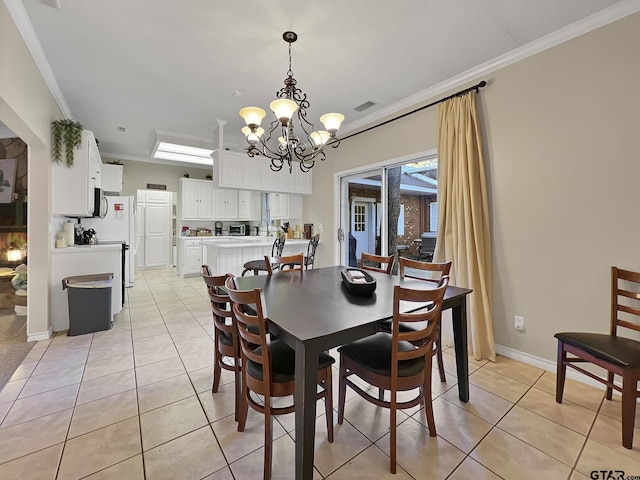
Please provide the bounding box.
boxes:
[178,239,202,277]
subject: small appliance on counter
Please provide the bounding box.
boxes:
[215,222,223,236]
[229,224,247,236]
[83,228,98,245]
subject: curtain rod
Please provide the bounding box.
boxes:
[341,80,487,141]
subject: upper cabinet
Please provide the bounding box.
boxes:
[180,178,213,220]
[212,150,312,195]
[101,164,123,194]
[53,130,102,217]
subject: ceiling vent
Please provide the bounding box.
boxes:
[354,100,377,112]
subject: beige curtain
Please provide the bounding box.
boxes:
[433,91,495,361]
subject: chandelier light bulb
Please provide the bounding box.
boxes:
[242,126,264,144]
[270,99,298,124]
[239,107,266,128]
[319,113,345,133]
[310,130,330,147]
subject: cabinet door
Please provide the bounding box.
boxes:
[52,130,93,216]
[212,188,225,219]
[198,182,213,219]
[262,158,284,192]
[146,190,169,203]
[185,244,202,274]
[288,195,303,219]
[220,156,242,187]
[224,189,238,219]
[181,180,199,219]
[270,193,289,219]
[241,156,263,190]
[293,168,312,194]
[237,191,252,220]
[136,202,145,268]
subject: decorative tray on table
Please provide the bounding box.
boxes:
[341,268,377,296]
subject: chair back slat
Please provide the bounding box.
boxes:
[225,276,271,381]
[611,266,640,336]
[272,235,287,256]
[360,252,395,274]
[399,257,451,283]
[305,234,320,269]
[265,253,304,275]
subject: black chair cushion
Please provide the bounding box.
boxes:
[555,332,640,368]
[338,332,425,377]
[246,339,335,383]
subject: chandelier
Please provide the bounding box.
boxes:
[239,31,344,174]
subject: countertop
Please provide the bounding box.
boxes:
[198,236,311,248]
[52,244,122,254]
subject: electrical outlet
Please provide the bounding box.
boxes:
[514,315,525,331]
[317,223,323,232]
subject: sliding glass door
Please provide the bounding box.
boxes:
[337,152,437,267]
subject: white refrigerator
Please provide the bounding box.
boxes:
[83,195,136,287]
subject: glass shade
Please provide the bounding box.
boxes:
[270,99,298,122]
[310,130,330,146]
[7,249,22,262]
[320,113,345,132]
[242,126,264,144]
[239,107,266,127]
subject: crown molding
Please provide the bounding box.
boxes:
[340,0,640,137]
[3,0,72,119]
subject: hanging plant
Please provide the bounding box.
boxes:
[51,119,83,167]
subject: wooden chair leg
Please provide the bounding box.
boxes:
[237,375,249,432]
[390,389,397,474]
[606,371,615,400]
[555,342,567,403]
[233,364,241,422]
[323,367,334,443]
[212,338,222,393]
[423,369,436,437]
[436,326,446,382]
[264,398,273,480]
[337,356,347,424]
[621,371,637,449]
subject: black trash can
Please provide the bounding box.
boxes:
[62,273,113,336]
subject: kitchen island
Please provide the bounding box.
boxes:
[200,236,312,277]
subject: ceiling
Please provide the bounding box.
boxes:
[15,0,635,166]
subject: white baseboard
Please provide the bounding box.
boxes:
[27,327,53,342]
[494,343,621,390]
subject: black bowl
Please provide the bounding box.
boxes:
[341,268,377,297]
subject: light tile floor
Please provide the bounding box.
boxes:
[0,268,638,479]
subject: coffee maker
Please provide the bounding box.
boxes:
[214,221,223,236]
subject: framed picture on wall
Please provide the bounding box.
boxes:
[0,158,16,203]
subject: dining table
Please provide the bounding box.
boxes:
[235,265,472,480]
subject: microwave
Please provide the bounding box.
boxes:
[229,224,247,236]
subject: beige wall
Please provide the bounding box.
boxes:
[102,157,210,197]
[1,1,62,338]
[307,12,640,362]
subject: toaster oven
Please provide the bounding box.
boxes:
[229,224,247,236]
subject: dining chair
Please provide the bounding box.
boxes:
[379,257,452,382]
[360,252,395,274]
[555,266,640,449]
[224,276,335,480]
[304,234,320,269]
[241,234,286,276]
[264,253,304,275]
[337,276,449,474]
[201,266,241,421]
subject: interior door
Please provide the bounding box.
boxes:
[351,200,373,260]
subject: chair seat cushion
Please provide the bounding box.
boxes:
[555,332,640,368]
[246,339,335,383]
[338,332,425,377]
[243,259,267,271]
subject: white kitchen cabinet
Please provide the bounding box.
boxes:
[101,164,123,193]
[212,188,238,219]
[178,238,202,277]
[270,192,289,219]
[212,149,312,195]
[180,178,213,220]
[53,130,102,217]
[237,190,261,220]
[144,203,170,267]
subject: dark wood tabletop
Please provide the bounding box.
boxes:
[234,265,472,480]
